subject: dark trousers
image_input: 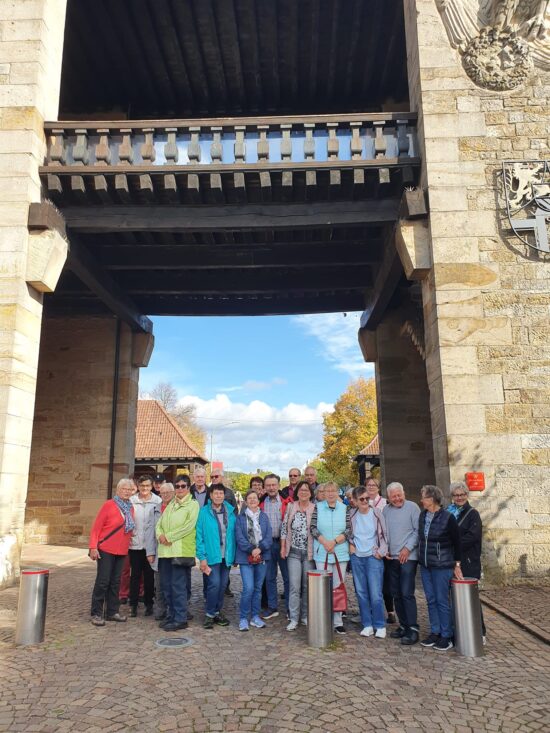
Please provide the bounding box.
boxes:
[388,558,418,630]
[91,551,125,618]
[159,558,191,623]
[129,548,155,607]
[383,558,394,614]
[265,538,289,610]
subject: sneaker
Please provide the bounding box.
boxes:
[434,637,454,651]
[261,609,279,620]
[239,619,249,632]
[286,620,298,631]
[390,626,406,639]
[360,626,374,637]
[301,617,308,626]
[106,613,127,622]
[334,625,346,635]
[203,616,215,630]
[158,618,172,628]
[421,633,440,647]
[401,629,419,646]
[214,613,230,627]
[250,616,266,628]
[90,615,105,627]
[375,627,387,639]
[163,621,188,632]
[349,614,362,625]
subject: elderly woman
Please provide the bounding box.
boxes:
[448,481,486,638]
[129,475,162,617]
[153,482,175,621]
[88,478,136,626]
[314,483,327,503]
[311,481,351,634]
[280,480,316,630]
[155,474,199,632]
[419,485,463,651]
[349,485,388,638]
[235,489,273,631]
[365,476,395,624]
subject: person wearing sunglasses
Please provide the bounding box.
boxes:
[349,485,388,639]
[208,469,238,509]
[155,474,199,631]
[281,468,301,500]
[448,481,486,640]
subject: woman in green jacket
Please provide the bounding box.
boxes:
[196,484,236,629]
[155,474,199,631]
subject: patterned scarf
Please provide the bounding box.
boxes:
[114,495,135,533]
[245,507,262,547]
[447,503,462,520]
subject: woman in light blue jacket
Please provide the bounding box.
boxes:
[310,482,351,634]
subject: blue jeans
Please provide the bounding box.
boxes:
[159,558,191,624]
[265,538,289,610]
[205,562,230,618]
[420,566,454,638]
[239,562,267,620]
[350,554,385,629]
[388,559,418,630]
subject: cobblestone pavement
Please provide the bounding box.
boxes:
[480,587,550,644]
[0,550,549,733]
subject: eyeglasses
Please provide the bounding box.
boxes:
[175,483,187,489]
[211,474,220,478]
[452,493,467,498]
[358,497,370,503]
[289,474,300,478]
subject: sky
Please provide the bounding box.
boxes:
[139,311,374,475]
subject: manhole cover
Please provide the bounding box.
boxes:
[155,636,194,648]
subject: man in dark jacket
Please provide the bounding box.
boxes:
[448,481,486,636]
[208,469,237,509]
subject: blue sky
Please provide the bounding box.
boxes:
[139,312,374,474]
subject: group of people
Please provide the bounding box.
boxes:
[89,465,484,652]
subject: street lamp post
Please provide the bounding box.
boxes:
[209,421,238,466]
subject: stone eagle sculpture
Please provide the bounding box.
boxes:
[435,0,549,89]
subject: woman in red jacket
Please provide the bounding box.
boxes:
[89,478,136,626]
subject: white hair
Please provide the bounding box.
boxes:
[193,467,206,476]
[450,481,469,497]
[116,478,134,491]
[387,482,405,495]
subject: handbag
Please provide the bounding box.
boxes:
[324,553,348,612]
[171,557,196,567]
[247,553,262,564]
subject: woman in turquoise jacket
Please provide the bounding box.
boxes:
[310,482,351,634]
[195,484,236,629]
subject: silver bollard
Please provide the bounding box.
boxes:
[451,578,483,657]
[307,570,333,648]
[15,568,49,646]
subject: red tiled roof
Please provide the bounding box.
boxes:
[359,433,379,456]
[135,400,207,462]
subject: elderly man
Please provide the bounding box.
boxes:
[383,482,421,645]
[209,468,238,509]
[261,474,290,619]
[191,467,209,508]
[304,465,319,491]
[281,468,301,500]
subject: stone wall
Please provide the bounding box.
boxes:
[404,0,550,583]
[25,315,140,547]
[0,0,68,587]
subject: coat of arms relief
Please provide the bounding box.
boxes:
[435,0,549,90]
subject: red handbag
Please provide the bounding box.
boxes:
[324,554,348,612]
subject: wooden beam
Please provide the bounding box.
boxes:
[360,233,404,331]
[28,200,66,238]
[67,236,153,334]
[63,200,400,233]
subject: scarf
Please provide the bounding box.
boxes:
[114,495,135,533]
[212,502,228,546]
[447,503,462,519]
[245,507,262,547]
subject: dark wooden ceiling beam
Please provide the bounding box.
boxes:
[170,0,211,111]
[96,241,381,270]
[360,232,403,331]
[63,199,400,232]
[194,0,228,110]
[67,235,153,333]
[151,0,195,111]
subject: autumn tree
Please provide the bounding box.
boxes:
[148,381,206,455]
[320,377,378,486]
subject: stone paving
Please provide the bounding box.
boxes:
[0,549,549,733]
[480,587,550,644]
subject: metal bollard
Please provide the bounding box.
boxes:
[15,568,49,646]
[451,578,483,657]
[307,570,333,648]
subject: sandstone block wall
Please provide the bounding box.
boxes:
[25,316,140,547]
[404,0,550,584]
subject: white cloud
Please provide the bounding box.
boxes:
[179,393,333,474]
[292,312,374,378]
[216,377,287,393]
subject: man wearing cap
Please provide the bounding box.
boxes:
[152,473,165,496]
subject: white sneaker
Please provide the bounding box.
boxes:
[360,626,374,637]
[301,617,307,626]
[375,627,387,639]
[286,620,298,631]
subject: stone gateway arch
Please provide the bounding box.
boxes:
[0,0,548,589]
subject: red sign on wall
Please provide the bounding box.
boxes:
[465,472,485,491]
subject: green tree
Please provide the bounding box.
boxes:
[320,377,378,486]
[310,457,337,484]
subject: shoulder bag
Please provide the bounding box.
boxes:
[324,553,348,612]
